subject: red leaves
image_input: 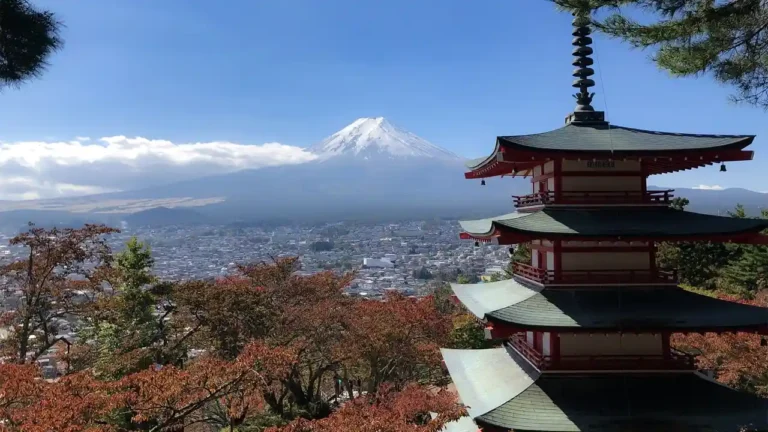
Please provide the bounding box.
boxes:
[271,384,466,432]
[121,341,296,430]
[341,292,452,391]
[0,365,121,432]
[0,224,118,364]
[673,291,768,396]
[1,256,465,430]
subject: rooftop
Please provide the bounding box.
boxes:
[441,346,768,432]
[452,279,768,332]
[459,207,768,241]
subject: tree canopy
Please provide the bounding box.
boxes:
[0,0,62,88]
[0,226,466,431]
[553,0,768,109]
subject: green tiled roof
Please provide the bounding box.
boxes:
[498,123,754,153]
[465,156,490,170]
[459,207,768,238]
[487,286,768,330]
[477,373,768,432]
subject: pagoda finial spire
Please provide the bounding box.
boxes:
[565,7,606,125]
[572,11,595,112]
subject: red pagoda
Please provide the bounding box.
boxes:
[440,9,768,432]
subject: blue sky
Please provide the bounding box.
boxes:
[1,0,766,199]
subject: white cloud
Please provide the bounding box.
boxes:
[692,184,724,190]
[0,136,317,200]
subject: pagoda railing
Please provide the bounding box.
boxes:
[513,190,674,208]
[508,336,695,371]
[513,262,678,285]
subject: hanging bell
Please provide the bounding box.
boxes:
[481,179,486,186]
[474,241,480,247]
[720,163,727,172]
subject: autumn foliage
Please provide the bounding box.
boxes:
[0,226,464,431]
[673,291,768,396]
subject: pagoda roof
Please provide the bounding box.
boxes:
[452,279,768,332]
[464,123,756,178]
[479,372,768,432]
[502,123,752,154]
[442,347,768,432]
[459,207,768,241]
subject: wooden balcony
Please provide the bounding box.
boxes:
[513,190,674,208]
[508,335,695,371]
[513,262,678,285]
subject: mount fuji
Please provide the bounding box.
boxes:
[310,117,461,162]
[16,117,518,225]
[167,117,519,223]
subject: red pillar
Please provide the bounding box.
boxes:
[554,159,563,202]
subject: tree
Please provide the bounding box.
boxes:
[120,342,295,432]
[339,293,452,398]
[455,274,479,284]
[0,0,62,87]
[2,251,468,430]
[77,237,160,378]
[673,292,768,396]
[0,224,118,364]
[448,313,490,350]
[0,363,123,431]
[512,243,531,264]
[272,385,465,432]
[412,267,433,280]
[655,197,731,289]
[554,0,768,108]
[719,208,768,294]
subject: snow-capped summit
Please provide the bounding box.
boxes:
[309,117,461,162]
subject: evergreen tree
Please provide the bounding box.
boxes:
[720,208,768,295]
[656,197,731,289]
[83,237,158,378]
[512,243,531,263]
[554,0,768,108]
[0,0,62,87]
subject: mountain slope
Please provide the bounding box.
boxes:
[31,117,519,223]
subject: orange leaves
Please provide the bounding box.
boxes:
[673,291,768,396]
[272,384,466,432]
[341,292,452,391]
[1,224,119,364]
[674,331,768,396]
[0,365,121,432]
[121,341,296,430]
[1,256,464,430]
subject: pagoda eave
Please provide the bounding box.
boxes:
[452,280,768,336]
[461,230,768,245]
[485,320,768,338]
[441,347,768,432]
[465,147,754,179]
[458,208,768,245]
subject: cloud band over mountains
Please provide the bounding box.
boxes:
[0,136,317,200]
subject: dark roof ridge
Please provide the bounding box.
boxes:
[497,123,755,141]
